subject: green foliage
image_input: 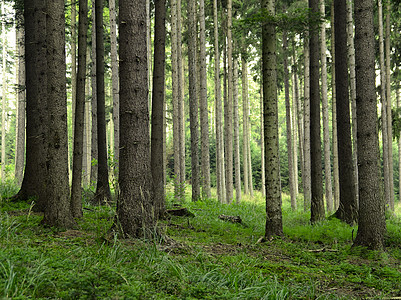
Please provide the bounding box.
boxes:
[1,182,401,299]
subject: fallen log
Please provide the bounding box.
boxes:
[166,207,195,217]
[218,214,243,224]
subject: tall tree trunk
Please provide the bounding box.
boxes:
[109,0,119,173]
[303,32,311,211]
[397,87,401,204]
[15,17,25,186]
[248,124,254,197]
[187,0,201,202]
[385,1,394,211]
[283,31,296,210]
[70,0,77,155]
[262,0,283,238]
[242,55,249,196]
[1,1,7,182]
[309,0,325,223]
[233,57,241,203]
[331,1,340,210]
[346,0,358,208]
[90,0,98,185]
[118,0,155,237]
[94,0,112,204]
[83,53,91,187]
[320,0,333,213]
[151,0,167,215]
[291,66,299,197]
[199,0,210,199]
[214,0,225,203]
[260,84,266,197]
[292,41,301,198]
[334,0,358,225]
[71,0,88,218]
[225,0,234,203]
[43,0,76,228]
[378,0,390,210]
[353,0,386,250]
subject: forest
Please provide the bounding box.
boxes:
[1,0,401,298]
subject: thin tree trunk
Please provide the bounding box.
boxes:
[199,0,211,199]
[283,30,296,210]
[71,0,88,218]
[151,0,167,215]
[109,0,119,172]
[320,0,333,212]
[242,55,249,195]
[1,1,7,182]
[397,87,401,204]
[292,67,299,197]
[70,0,77,150]
[248,125,254,197]
[90,0,98,185]
[233,57,241,203]
[303,32,311,211]
[83,52,91,187]
[260,84,265,197]
[15,19,25,186]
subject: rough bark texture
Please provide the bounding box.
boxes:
[187,0,201,202]
[94,0,112,204]
[309,0,325,223]
[118,0,155,237]
[303,32,311,212]
[43,0,76,229]
[320,0,333,213]
[199,0,211,199]
[214,0,225,203]
[151,0,166,216]
[353,0,386,250]
[262,0,283,239]
[70,0,77,147]
[71,0,88,218]
[283,31,296,210]
[90,0,98,185]
[334,0,358,225]
[15,19,25,187]
[233,58,241,203]
[109,0,119,173]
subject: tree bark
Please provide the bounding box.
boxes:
[90,0,98,185]
[309,0,325,223]
[260,85,266,197]
[233,57,241,203]
[1,1,7,182]
[334,0,358,225]
[151,0,167,216]
[71,0,89,218]
[303,32,311,212]
[353,0,386,250]
[118,0,155,237]
[94,0,112,204]
[262,0,283,238]
[242,57,249,196]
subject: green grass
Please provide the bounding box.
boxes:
[1,183,401,299]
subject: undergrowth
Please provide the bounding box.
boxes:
[0,182,400,299]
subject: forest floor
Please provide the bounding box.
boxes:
[1,182,401,299]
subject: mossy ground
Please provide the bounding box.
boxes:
[1,183,400,299]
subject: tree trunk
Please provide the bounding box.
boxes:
[320,0,333,213]
[71,0,88,218]
[303,32,311,212]
[233,57,241,203]
[94,0,112,204]
[109,0,119,173]
[262,0,283,238]
[346,0,358,208]
[242,57,249,196]
[292,41,301,198]
[225,0,234,203]
[43,0,76,229]
[199,0,211,199]
[118,0,155,237]
[214,0,225,203]
[309,0,325,223]
[187,0,201,202]
[1,1,7,182]
[151,0,167,215]
[333,0,358,225]
[353,0,386,250]
[15,17,25,187]
[260,85,265,197]
[90,0,98,185]
[83,52,91,187]
[283,30,296,210]
[70,0,77,153]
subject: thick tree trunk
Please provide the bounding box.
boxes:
[320,0,333,213]
[118,0,155,237]
[199,0,211,199]
[233,57,241,203]
[187,0,201,202]
[353,0,386,250]
[151,0,167,216]
[262,0,283,238]
[71,0,88,218]
[334,0,358,225]
[309,0,325,223]
[94,0,112,204]
[109,0,119,173]
[43,0,76,229]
